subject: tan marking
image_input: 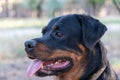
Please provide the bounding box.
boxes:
[79,44,86,53]
[34,43,51,58]
[30,42,117,80]
[50,49,88,80]
[34,44,88,80]
[36,43,49,51]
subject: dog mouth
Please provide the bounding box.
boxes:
[26,57,73,77]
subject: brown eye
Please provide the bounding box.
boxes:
[54,31,64,38]
[52,26,59,30]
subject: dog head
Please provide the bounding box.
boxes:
[25,14,107,78]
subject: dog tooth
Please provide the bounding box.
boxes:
[50,64,54,65]
[50,63,54,66]
[55,62,59,64]
[47,64,52,67]
[41,65,44,69]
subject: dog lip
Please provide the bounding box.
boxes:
[28,56,36,59]
[26,53,36,59]
[34,57,73,76]
[26,58,72,77]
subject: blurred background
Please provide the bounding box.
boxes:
[0,0,120,80]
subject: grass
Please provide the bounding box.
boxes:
[101,19,120,24]
[0,17,120,29]
[0,28,42,59]
[0,18,49,29]
[99,16,120,24]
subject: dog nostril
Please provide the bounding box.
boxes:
[25,40,37,50]
[27,43,33,48]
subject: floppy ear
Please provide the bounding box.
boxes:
[77,15,107,49]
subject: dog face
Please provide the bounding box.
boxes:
[25,14,107,78]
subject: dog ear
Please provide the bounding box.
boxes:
[77,15,107,49]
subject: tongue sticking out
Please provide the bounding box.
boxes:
[26,59,70,78]
[26,60,44,78]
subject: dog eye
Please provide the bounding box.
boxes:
[54,31,64,38]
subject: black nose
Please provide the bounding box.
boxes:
[25,40,37,50]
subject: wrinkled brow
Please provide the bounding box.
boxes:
[52,26,59,31]
[42,26,47,34]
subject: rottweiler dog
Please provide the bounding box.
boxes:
[24,14,119,80]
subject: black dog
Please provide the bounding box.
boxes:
[25,14,119,80]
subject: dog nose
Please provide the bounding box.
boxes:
[25,40,37,50]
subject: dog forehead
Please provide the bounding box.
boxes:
[47,14,80,29]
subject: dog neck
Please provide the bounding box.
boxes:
[89,42,107,80]
[88,42,107,80]
[55,65,106,80]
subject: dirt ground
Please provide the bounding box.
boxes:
[0,58,54,80]
[0,24,120,80]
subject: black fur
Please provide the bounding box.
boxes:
[25,14,119,80]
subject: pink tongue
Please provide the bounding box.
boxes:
[26,60,44,78]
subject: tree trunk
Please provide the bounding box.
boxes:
[5,0,9,17]
[113,0,120,13]
[36,0,43,18]
[37,5,42,17]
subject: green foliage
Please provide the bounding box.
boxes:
[90,0,105,5]
[87,0,105,16]
[113,0,120,12]
[23,0,65,17]
[23,0,42,10]
[23,0,44,17]
[43,0,66,17]
[45,0,61,10]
